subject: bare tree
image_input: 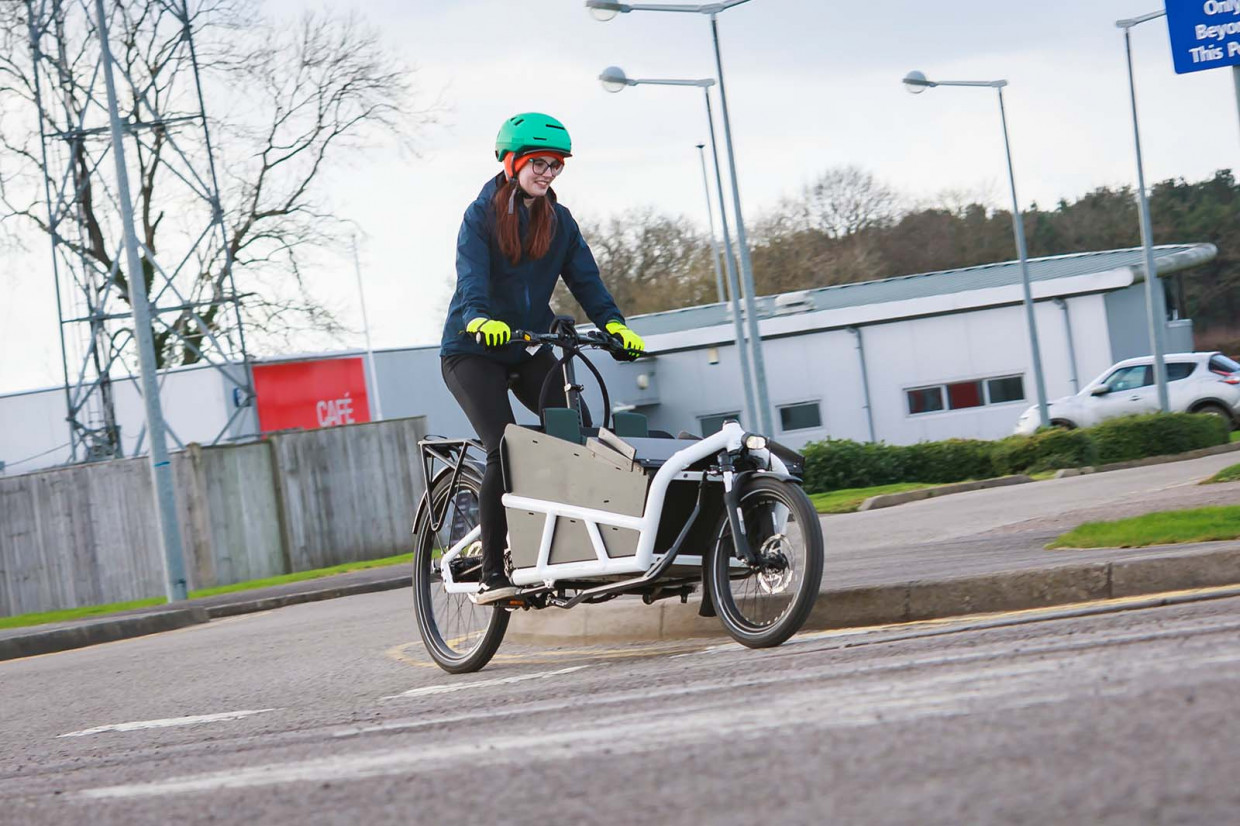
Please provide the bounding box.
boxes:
[775,165,900,239]
[748,166,899,292]
[552,208,717,322]
[0,0,434,367]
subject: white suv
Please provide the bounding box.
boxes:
[1014,352,1240,435]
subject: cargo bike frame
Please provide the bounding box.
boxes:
[412,320,823,673]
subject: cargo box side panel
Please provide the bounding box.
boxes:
[503,426,649,568]
[507,508,550,570]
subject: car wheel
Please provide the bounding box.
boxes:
[1050,419,1077,430]
[1193,404,1236,431]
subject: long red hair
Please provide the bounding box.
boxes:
[493,176,557,266]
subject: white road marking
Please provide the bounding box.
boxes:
[58,709,278,738]
[380,665,589,700]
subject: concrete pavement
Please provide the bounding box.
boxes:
[3,450,1238,659]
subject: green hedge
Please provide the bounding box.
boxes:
[800,413,1229,494]
[991,428,1098,476]
[800,437,994,492]
[1090,413,1230,464]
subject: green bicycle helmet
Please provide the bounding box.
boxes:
[495,113,573,164]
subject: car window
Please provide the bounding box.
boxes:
[1166,362,1195,381]
[1209,355,1240,375]
[1104,365,1152,392]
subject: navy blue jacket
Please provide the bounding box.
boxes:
[440,174,624,365]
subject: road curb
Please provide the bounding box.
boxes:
[1055,441,1240,478]
[508,546,1240,645]
[858,475,1033,511]
[0,606,209,661]
[202,574,411,619]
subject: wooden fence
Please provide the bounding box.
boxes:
[0,416,427,617]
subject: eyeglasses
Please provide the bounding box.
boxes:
[528,157,565,177]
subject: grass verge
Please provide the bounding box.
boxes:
[0,552,413,631]
[190,553,412,598]
[811,482,941,514]
[0,598,166,631]
[1204,462,1240,484]
[1047,505,1240,549]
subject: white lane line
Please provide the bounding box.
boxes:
[58,709,278,738]
[380,665,588,700]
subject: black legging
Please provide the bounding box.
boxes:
[441,349,566,580]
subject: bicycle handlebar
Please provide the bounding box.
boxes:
[511,328,624,355]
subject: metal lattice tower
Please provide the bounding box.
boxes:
[26,0,255,463]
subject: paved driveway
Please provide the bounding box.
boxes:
[819,452,1240,589]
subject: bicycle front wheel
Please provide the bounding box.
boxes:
[708,476,823,648]
[412,468,509,673]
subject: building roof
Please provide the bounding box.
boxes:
[625,243,1217,337]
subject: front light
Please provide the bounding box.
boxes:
[743,434,767,451]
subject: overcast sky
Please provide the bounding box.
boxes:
[2,0,1238,394]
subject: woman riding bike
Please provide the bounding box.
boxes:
[439,112,645,605]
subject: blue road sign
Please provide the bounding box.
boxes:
[1165,0,1240,74]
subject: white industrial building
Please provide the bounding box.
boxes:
[0,243,1214,475]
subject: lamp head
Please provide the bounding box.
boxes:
[599,66,630,93]
[586,1,627,21]
[902,70,933,94]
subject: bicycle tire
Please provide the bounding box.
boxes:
[412,468,509,673]
[708,476,823,648]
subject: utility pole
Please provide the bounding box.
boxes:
[96,0,187,601]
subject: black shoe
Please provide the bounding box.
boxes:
[470,573,518,605]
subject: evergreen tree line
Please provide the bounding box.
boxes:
[560,167,1240,354]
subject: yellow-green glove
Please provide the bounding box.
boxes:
[605,320,644,360]
[466,317,511,348]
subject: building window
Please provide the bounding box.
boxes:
[779,401,822,432]
[907,374,1026,416]
[698,412,741,435]
[986,376,1025,404]
[946,381,984,410]
[907,387,944,415]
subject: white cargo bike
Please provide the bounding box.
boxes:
[412,320,824,673]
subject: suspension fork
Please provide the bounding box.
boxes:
[720,453,762,567]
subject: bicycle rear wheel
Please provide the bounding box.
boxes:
[708,476,823,648]
[412,468,509,673]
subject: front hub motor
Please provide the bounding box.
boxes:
[756,534,793,594]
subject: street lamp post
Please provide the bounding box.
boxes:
[588,0,775,437]
[598,67,758,429]
[696,142,728,304]
[903,71,1051,430]
[1116,10,1172,413]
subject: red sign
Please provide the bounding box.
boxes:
[253,357,372,433]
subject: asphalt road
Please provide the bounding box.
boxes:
[3,583,1239,825]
